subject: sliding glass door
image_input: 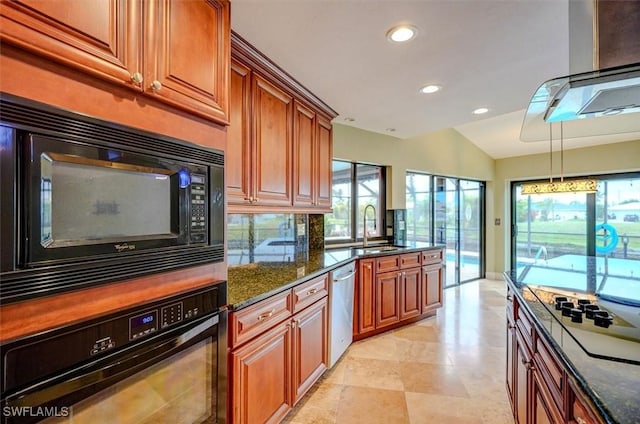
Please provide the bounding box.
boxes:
[406,173,485,287]
[511,173,639,303]
[434,177,458,287]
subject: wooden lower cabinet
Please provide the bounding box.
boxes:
[230,291,328,423]
[292,297,328,403]
[356,258,376,334]
[515,330,531,424]
[506,286,602,424]
[354,249,443,340]
[375,270,401,328]
[422,263,443,313]
[399,267,421,320]
[532,368,563,424]
[232,319,292,424]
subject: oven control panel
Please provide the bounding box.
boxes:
[129,310,159,341]
[161,302,183,328]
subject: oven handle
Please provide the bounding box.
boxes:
[5,314,218,409]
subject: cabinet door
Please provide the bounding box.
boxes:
[515,330,532,424]
[376,271,400,329]
[252,74,293,206]
[315,115,333,209]
[293,100,316,207]
[356,259,376,335]
[506,315,516,414]
[227,60,252,204]
[400,267,421,320]
[231,320,292,424]
[422,263,443,313]
[292,297,328,404]
[144,0,230,123]
[531,369,563,424]
[0,0,139,87]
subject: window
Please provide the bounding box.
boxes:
[325,160,385,243]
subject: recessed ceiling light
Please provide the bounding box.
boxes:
[419,85,441,94]
[344,117,355,122]
[386,25,417,43]
[472,107,489,115]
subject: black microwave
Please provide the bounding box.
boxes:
[0,94,224,304]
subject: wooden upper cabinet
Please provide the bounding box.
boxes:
[252,74,293,207]
[315,115,333,210]
[293,100,316,207]
[0,0,230,124]
[227,60,252,204]
[229,32,337,213]
[0,0,138,86]
[145,0,230,123]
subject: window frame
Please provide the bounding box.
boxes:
[325,160,387,245]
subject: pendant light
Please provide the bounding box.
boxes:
[521,121,598,195]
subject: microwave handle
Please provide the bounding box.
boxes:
[4,314,218,409]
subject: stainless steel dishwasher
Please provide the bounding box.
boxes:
[328,260,356,368]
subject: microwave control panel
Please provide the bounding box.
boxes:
[189,173,207,243]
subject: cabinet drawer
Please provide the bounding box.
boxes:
[421,249,443,265]
[292,274,328,314]
[376,255,400,273]
[399,252,421,269]
[231,290,292,347]
[516,300,534,349]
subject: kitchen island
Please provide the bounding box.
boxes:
[505,256,640,424]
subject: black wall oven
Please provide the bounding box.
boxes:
[0,94,225,304]
[0,283,227,424]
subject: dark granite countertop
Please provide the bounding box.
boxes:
[505,256,640,424]
[227,242,442,310]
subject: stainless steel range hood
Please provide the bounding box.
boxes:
[520,62,640,142]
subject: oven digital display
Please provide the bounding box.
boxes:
[129,310,158,340]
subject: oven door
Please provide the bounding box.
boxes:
[1,312,225,424]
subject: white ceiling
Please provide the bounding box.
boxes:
[231,0,640,159]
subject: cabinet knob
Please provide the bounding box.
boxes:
[130,72,143,85]
[150,80,162,91]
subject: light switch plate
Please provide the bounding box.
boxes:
[297,223,306,236]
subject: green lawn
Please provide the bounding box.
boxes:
[517,219,640,254]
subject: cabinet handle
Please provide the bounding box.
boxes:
[508,323,515,329]
[130,72,143,85]
[506,295,513,301]
[576,417,586,424]
[257,309,275,321]
[521,359,535,371]
[150,80,162,91]
[306,288,318,296]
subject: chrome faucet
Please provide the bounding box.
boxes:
[363,204,377,247]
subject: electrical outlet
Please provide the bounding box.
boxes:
[297,223,306,236]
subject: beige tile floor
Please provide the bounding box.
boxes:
[284,279,515,424]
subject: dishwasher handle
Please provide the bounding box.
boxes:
[333,270,356,282]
